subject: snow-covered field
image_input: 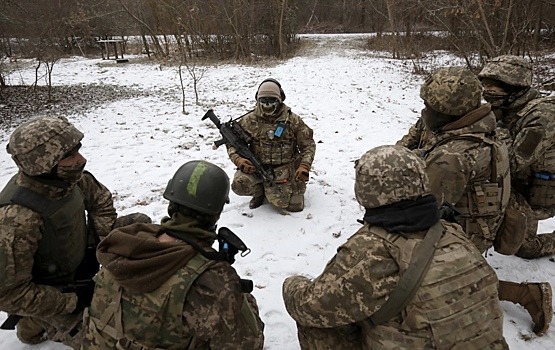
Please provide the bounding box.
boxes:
[1,33,554,349]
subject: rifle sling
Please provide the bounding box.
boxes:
[366,221,444,326]
[164,229,224,262]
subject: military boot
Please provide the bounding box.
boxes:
[498,280,553,335]
[249,196,265,209]
[517,233,555,259]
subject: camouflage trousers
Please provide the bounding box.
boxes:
[17,311,84,349]
[231,163,306,211]
[515,192,555,259]
[296,323,361,350]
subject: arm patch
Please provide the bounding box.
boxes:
[515,130,543,159]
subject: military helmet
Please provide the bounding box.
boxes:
[163,160,230,216]
[420,67,482,116]
[7,116,84,176]
[478,55,532,88]
[355,145,430,209]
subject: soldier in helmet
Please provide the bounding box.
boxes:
[227,78,316,212]
[83,160,264,349]
[418,66,552,335]
[0,116,151,348]
[479,55,555,259]
[282,145,507,349]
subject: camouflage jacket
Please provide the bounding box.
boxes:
[282,220,506,349]
[0,171,116,318]
[396,117,437,152]
[500,89,555,192]
[227,103,316,167]
[422,107,510,252]
[84,223,264,350]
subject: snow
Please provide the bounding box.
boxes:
[1,33,554,349]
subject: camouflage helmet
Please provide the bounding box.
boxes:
[478,55,532,88]
[355,145,430,209]
[420,67,482,116]
[163,160,230,216]
[7,116,84,176]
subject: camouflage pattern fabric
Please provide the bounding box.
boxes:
[83,223,264,349]
[420,67,482,116]
[282,221,507,349]
[354,145,429,209]
[6,116,84,176]
[508,95,555,192]
[395,117,437,152]
[478,55,533,88]
[113,212,152,228]
[423,109,509,252]
[228,103,315,210]
[0,171,116,348]
[498,90,555,258]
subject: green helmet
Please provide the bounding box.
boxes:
[420,67,482,116]
[355,145,430,209]
[163,160,230,216]
[7,116,84,176]
[478,55,532,88]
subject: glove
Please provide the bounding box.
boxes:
[295,163,310,182]
[70,282,95,314]
[235,157,256,174]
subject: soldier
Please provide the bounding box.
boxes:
[283,145,508,349]
[0,116,151,348]
[396,115,436,152]
[227,78,316,212]
[419,66,552,335]
[83,160,264,349]
[479,55,555,259]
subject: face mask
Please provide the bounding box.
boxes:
[483,90,509,108]
[258,97,280,115]
[57,161,86,185]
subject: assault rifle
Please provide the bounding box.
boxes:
[166,226,254,293]
[202,109,273,181]
[0,278,95,330]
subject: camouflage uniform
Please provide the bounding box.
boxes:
[228,80,316,212]
[0,116,151,348]
[421,66,551,335]
[0,116,118,349]
[282,145,507,349]
[84,161,264,349]
[422,108,509,252]
[480,55,555,258]
[396,117,437,153]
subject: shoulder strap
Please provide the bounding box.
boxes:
[367,221,444,326]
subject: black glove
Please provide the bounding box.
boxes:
[71,282,95,314]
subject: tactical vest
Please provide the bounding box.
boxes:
[516,97,555,209]
[86,253,215,349]
[0,175,87,285]
[365,224,505,349]
[425,133,510,250]
[247,110,297,166]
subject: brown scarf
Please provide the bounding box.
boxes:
[97,223,198,293]
[441,104,492,131]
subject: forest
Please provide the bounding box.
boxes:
[1,0,555,89]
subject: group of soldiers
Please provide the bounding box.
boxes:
[0,54,553,349]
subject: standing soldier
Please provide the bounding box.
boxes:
[479,55,555,259]
[0,116,150,348]
[83,160,264,349]
[283,145,508,349]
[227,78,316,212]
[419,66,552,335]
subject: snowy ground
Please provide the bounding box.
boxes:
[1,33,555,349]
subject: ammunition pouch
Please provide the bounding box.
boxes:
[528,172,555,208]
